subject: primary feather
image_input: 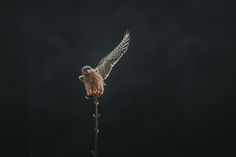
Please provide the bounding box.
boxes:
[96,31,131,80]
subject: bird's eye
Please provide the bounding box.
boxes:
[82,66,91,72]
[83,67,90,71]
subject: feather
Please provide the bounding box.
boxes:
[95,31,131,80]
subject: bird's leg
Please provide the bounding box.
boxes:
[93,96,99,105]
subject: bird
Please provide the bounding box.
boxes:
[79,31,131,99]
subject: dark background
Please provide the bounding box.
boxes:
[1,0,236,157]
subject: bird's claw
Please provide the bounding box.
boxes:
[85,95,99,105]
[94,100,99,105]
[85,95,93,99]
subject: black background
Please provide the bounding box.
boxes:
[1,0,236,157]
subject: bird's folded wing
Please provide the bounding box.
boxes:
[95,31,131,80]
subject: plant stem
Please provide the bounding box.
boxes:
[92,97,99,157]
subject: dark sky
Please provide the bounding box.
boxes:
[1,0,236,157]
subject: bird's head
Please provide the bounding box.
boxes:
[81,66,92,75]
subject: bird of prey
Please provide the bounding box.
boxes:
[79,31,131,98]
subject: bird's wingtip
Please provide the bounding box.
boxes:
[125,29,130,35]
[124,29,131,39]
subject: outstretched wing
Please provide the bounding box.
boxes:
[95,31,131,80]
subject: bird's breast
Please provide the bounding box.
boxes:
[83,71,104,97]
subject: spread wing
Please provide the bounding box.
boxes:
[95,31,131,80]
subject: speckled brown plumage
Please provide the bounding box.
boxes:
[79,31,131,97]
[83,70,104,97]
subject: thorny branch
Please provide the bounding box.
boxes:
[91,96,100,157]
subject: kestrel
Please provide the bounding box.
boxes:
[79,31,131,98]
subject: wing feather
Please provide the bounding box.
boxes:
[96,31,131,80]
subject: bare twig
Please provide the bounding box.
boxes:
[91,96,100,157]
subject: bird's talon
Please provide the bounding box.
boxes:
[85,95,93,99]
[93,99,99,105]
